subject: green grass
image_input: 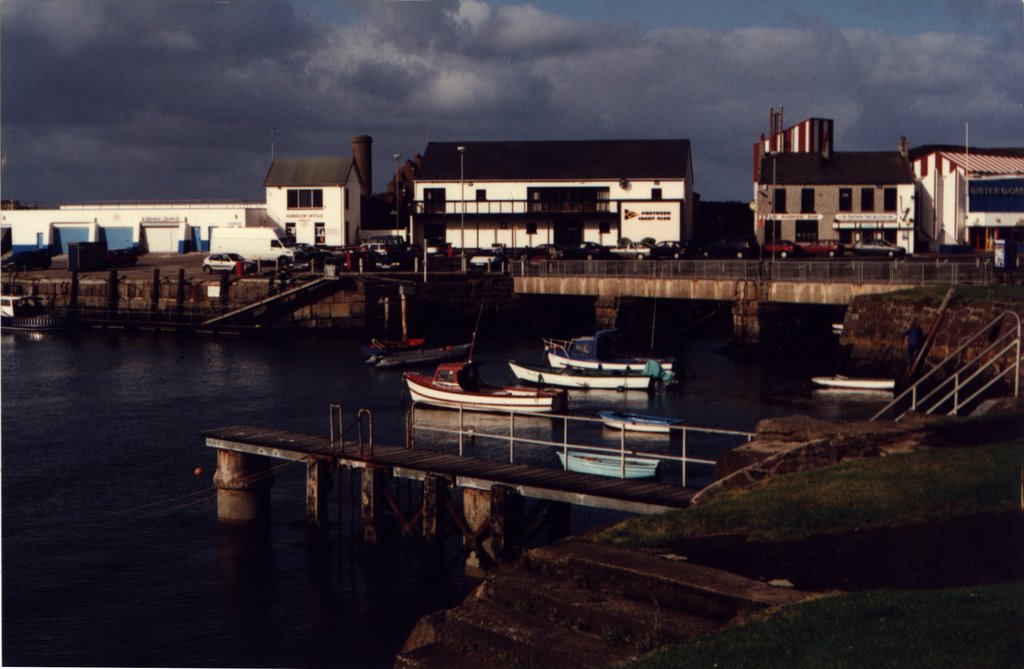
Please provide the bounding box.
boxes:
[592,440,1024,546]
[619,581,1024,669]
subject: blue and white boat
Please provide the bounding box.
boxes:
[508,360,675,391]
[544,330,674,372]
[598,410,684,434]
[556,450,659,479]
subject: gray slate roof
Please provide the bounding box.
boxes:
[264,157,359,187]
[759,151,914,186]
[416,140,692,182]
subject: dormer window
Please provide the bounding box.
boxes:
[287,188,324,209]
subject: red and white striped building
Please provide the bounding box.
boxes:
[910,147,1024,251]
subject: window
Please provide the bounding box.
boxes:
[795,220,817,242]
[526,222,537,235]
[476,189,487,201]
[314,222,325,244]
[599,221,611,234]
[287,189,323,209]
[765,218,782,242]
[883,188,897,212]
[861,188,874,211]
[344,190,349,210]
[285,222,296,239]
[800,188,815,213]
[651,188,662,201]
[424,188,446,213]
[773,188,787,214]
[838,188,852,212]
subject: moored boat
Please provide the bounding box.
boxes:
[544,330,674,372]
[375,343,472,369]
[404,360,567,412]
[811,375,895,391]
[597,410,684,433]
[508,360,674,391]
[0,295,70,332]
[361,337,425,362]
[556,450,659,478]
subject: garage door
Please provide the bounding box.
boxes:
[142,226,176,253]
[54,226,91,253]
[102,227,136,250]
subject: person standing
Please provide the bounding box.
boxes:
[903,323,924,365]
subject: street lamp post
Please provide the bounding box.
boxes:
[458,145,466,271]
[393,153,403,241]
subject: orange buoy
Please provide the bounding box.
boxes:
[193,467,203,477]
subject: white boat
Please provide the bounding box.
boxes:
[404,361,567,412]
[544,330,674,372]
[508,360,668,391]
[0,295,69,332]
[811,375,895,391]
[598,410,684,433]
[556,450,659,479]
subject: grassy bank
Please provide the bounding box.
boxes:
[596,439,1023,668]
[625,581,1024,669]
[592,440,1024,546]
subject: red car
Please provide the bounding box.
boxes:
[762,239,804,258]
[799,239,845,257]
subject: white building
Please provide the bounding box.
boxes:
[909,146,1024,251]
[263,155,363,247]
[1,201,268,255]
[411,140,694,251]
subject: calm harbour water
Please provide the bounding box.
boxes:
[1,328,888,667]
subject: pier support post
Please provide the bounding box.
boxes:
[306,460,332,532]
[547,501,572,542]
[361,466,389,548]
[213,449,274,525]
[150,268,160,314]
[463,488,492,577]
[175,268,186,319]
[490,484,524,565]
[70,270,80,316]
[107,270,119,318]
[421,475,447,553]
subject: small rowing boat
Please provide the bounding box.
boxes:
[811,375,895,391]
[375,343,472,369]
[556,450,659,479]
[597,410,684,433]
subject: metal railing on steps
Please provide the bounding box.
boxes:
[872,311,1022,422]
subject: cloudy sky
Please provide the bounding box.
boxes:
[2,0,1022,205]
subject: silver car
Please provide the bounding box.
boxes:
[203,252,256,273]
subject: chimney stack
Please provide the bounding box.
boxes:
[898,135,908,159]
[351,135,373,197]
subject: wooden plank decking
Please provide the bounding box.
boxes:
[203,425,695,514]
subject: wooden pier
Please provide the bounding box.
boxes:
[203,424,697,571]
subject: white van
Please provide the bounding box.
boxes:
[209,227,295,263]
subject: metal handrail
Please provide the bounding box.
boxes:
[872,311,1022,421]
[356,408,374,456]
[406,401,753,487]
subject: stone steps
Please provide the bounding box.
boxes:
[395,541,812,668]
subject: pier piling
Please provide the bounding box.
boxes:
[213,450,274,525]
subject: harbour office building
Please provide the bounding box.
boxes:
[411,140,694,251]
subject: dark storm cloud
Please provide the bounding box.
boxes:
[2,0,1021,204]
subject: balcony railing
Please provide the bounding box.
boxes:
[415,200,618,216]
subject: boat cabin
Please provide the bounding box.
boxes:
[563,329,616,359]
[1,295,47,319]
[432,361,481,391]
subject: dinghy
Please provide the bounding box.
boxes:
[556,450,659,479]
[597,410,684,433]
[811,375,894,391]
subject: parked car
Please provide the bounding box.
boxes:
[609,241,654,260]
[202,252,256,274]
[852,238,907,257]
[761,239,804,258]
[702,235,760,259]
[561,241,612,260]
[1,250,52,271]
[519,244,567,260]
[650,240,690,259]
[106,248,139,267]
[468,247,508,270]
[799,239,846,257]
